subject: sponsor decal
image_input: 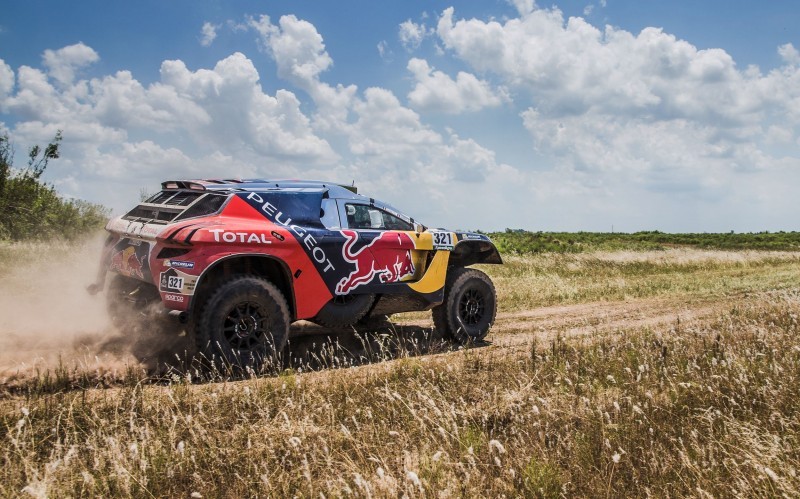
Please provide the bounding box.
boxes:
[271,231,285,242]
[165,260,195,269]
[110,246,146,279]
[160,269,184,292]
[336,230,415,295]
[243,192,336,273]
[164,293,184,303]
[208,229,272,245]
[430,230,455,250]
[140,225,162,237]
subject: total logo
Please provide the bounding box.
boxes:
[208,229,272,244]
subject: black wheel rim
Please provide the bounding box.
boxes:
[458,288,485,326]
[222,301,271,352]
[332,294,355,305]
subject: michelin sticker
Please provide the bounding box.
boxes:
[166,260,195,269]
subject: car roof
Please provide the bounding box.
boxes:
[161,179,364,200]
[161,178,420,225]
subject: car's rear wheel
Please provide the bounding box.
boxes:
[106,273,163,333]
[432,267,496,344]
[194,276,290,372]
[312,293,375,328]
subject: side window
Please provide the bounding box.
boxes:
[380,210,414,231]
[344,203,413,231]
[320,198,341,229]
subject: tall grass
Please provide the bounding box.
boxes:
[1,295,799,496]
[1,244,800,496]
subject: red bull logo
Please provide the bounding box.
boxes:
[109,246,146,280]
[336,230,416,295]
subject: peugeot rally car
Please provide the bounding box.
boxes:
[91,179,503,369]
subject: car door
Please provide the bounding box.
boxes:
[330,200,424,295]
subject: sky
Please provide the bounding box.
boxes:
[2,0,800,232]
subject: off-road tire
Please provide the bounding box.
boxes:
[432,267,496,344]
[194,276,290,371]
[312,293,375,328]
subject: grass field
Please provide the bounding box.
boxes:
[1,239,799,497]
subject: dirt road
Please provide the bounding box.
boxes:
[0,287,748,392]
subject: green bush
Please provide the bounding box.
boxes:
[0,132,109,240]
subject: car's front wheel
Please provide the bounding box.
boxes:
[432,267,497,344]
[194,276,290,372]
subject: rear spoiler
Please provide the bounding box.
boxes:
[161,179,358,194]
[161,179,245,191]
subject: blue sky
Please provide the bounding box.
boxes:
[2,0,800,232]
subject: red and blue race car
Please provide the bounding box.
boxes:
[93,179,502,368]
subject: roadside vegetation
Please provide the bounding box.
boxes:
[0,132,108,241]
[490,229,800,254]
[491,250,800,311]
[2,241,799,496]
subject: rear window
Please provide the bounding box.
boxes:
[123,191,229,224]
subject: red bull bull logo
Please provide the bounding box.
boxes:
[336,230,416,295]
[109,246,146,280]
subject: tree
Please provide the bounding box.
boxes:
[0,131,109,240]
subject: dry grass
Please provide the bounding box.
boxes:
[1,244,800,497]
[490,249,800,311]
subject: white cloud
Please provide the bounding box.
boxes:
[508,0,536,17]
[436,8,762,120]
[0,60,14,100]
[399,20,429,50]
[4,10,800,232]
[42,42,99,86]
[200,22,219,47]
[2,44,340,210]
[407,58,507,113]
[778,43,800,66]
[428,6,800,230]
[247,14,332,90]
[377,40,389,59]
[436,6,800,170]
[244,14,357,134]
[349,87,441,158]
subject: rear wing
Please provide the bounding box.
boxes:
[123,189,229,225]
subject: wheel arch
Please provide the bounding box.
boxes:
[449,240,503,267]
[191,254,296,320]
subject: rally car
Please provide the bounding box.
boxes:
[91,179,503,369]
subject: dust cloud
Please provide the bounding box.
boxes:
[0,237,448,386]
[0,236,179,383]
